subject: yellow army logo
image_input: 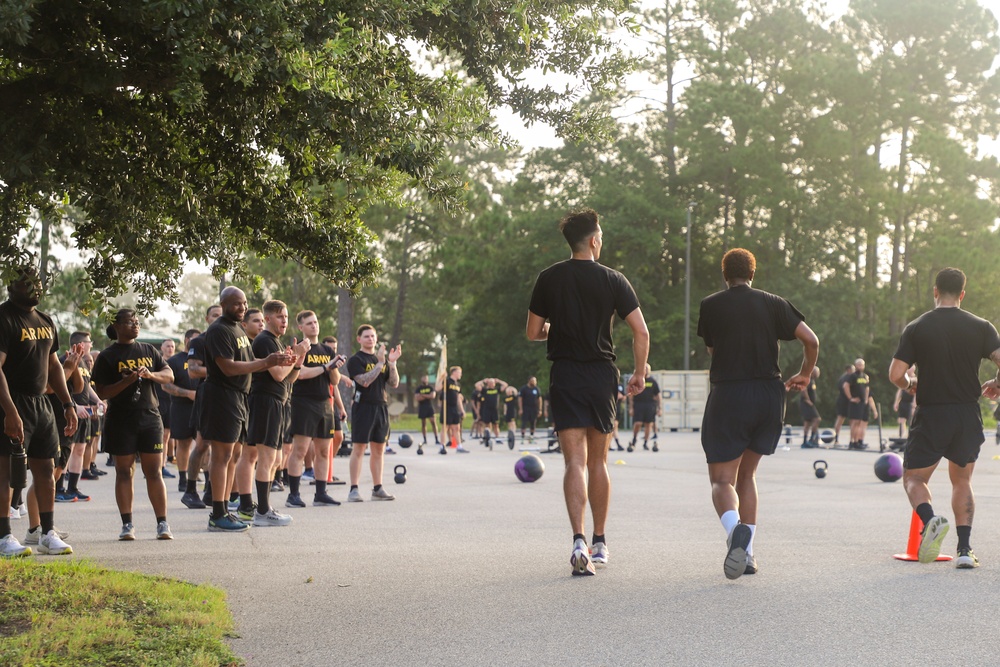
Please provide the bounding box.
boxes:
[308,353,332,366]
[20,326,54,341]
[118,357,154,372]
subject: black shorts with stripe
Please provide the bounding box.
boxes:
[104,407,164,456]
[352,402,390,444]
[199,383,248,444]
[701,379,785,464]
[247,393,287,449]
[290,397,335,440]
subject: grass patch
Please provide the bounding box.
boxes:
[0,559,241,666]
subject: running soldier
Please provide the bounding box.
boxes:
[628,364,660,452]
[697,248,818,580]
[891,268,1000,568]
[526,208,650,576]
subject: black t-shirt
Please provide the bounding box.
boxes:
[634,378,659,405]
[92,341,166,411]
[167,351,197,405]
[67,354,98,406]
[292,342,334,401]
[204,316,254,394]
[0,301,59,396]
[519,385,541,413]
[416,383,434,402]
[470,389,482,413]
[347,351,389,405]
[848,372,870,400]
[504,393,517,415]
[251,330,293,401]
[893,307,1000,405]
[836,373,851,400]
[800,377,817,406]
[697,285,804,383]
[480,386,502,416]
[529,259,641,363]
[444,376,462,413]
[187,335,207,385]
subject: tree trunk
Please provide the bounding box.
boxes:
[337,288,354,355]
[888,118,910,336]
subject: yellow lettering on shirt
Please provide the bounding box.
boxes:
[19,326,53,342]
[308,354,332,365]
[118,357,153,373]
[237,336,251,350]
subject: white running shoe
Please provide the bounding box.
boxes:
[918,516,950,563]
[119,523,136,541]
[38,530,73,555]
[0,534,31,558]
[570,538,595,576]
[9,505,19,520]
[591,542,609,567]
[25,526,69,545]
[347,488,364,503]
[253,507,292,527]
[371,487,396,501]
[724,524,752,580]
[156,521,173,540]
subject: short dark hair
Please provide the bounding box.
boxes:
[106,308,136,341]
[322,336,336,344]
[262,300,286,316]
[296,310,316,324]
[559,209,600,252]
[935,268,966,297]
[722,249,756,282]
[184,328,201,344]
[243,308,261,322]
[356,324,374,337]
[206,304,221,317]
[70,331,91,345]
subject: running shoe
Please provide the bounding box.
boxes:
[227,499,239,512]
[570,538,595,576]
[24,526,69,545]
[236,504,258,521]
[55,491,76,503]
[438,446,447,455]
[627,442,635,453]
[302,468,315,480]
[313,493,341,506]
[181,492,207,509]
[207,514,249,532]
[0,534,31,558]
[161,467,176,479]
[642,441,649,450]
[347,488,364,503]
[918,515,949,563]
[253,507,292,527]
[9,505,19,520]
[745,555,758,575]
[385,447,397,455]
[456,446,470,453]
[371,488,395,501]
[724,524,752,580]
[417,445,424,456]
[591,542,609,567]
[178,480,186,493]
[270,479,284,493]
[38,530,73,555]
[285,493,306,508]
[652,443,659,453]
[201,489,212,506]
[955,548,979,569]
[93,464,108,476]
[119,523,136,541]
[80,469,99,480]
[70,490,90,502]
[156,521,173,540]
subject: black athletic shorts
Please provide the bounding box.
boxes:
[418,402,435,420]
[835,394,850,418]
[480,407,499,425]
[442,409,463,426]
[1,393,60,460]
[520,410,538,429]
[548,359,618,434]
[848,401,868,421]
[159,399,171,427]
[799,401,819,421]
[633,402,657,424]
[46,394,72,467]
[103,407,164,456]
[170,401,196,440]
[701,379,785,464]
[247,393,286,450]
[282,401,293,444]
[190,384,205,433]
[333,406,342,432]
[904,403,983,469]
[199,383,248,444]
[72,409,92,445]
[290,397,335,440]
[897,403,913,421]
[91,415,102,439]
[505,403,517,422]
[352,402,390,444]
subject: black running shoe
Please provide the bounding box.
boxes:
[181,492,207,509]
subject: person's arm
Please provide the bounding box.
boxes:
[62,344,86,394]
[332,380,347,420]
[94,369,140,400]
[784,321,819,392]
[844,378,856,402]
[981,347,1000,399]
[138,364,173,386]
[0,351,23,443]
[525,311,549,341]
[215,351,293,377]
[47,352,78,436]
[868,396,878,419]
[496,379,508,392]
[893,388,902,411]
[387,345,401,389]
[888,359,916,394]
[187,357,206,380]
[624,308,650,396]
[163,382,197,401]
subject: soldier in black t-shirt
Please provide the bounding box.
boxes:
[697,249,817,580]
[180,304,221,510]
[503,386,518,440]
[469,384,483,439]
[476,377,509,440]
[526,208,649,577]
[163,329,200,493]
[0,268,78,557]
[157,338,176,478]
[892,268,1000,568]
[346,325,401,502]
[799,367,821,448]
[832,364,854,446]
[845,358,871,449]
[93,309,175,541]
[436,366,465,455]
[628,364,660,452]
[612,381,626,451]
[518,377,542,439]
[284,310,344,509]
[199,288,294,532]
[414,374,439,448]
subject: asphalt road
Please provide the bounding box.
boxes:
[28,427,1000,667]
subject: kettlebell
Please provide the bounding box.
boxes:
[394,464,407,484]
[813,460,828,479]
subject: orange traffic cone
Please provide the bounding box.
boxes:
[450,435,458,448]
[893,511,953,562]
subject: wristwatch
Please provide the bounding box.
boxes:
[63,401,76,410]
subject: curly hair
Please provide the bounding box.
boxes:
[722,249,756,282]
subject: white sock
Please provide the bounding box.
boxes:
[746,524,756,556]
[720,510,740,537]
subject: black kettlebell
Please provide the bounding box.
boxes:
[394,464,407,484]
[814,460,828,479]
